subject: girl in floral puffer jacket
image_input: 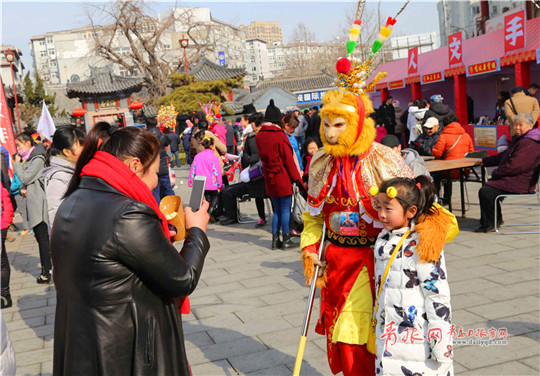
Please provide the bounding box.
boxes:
[370,175,457,376]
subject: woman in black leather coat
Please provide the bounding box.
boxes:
[51,122,210,375]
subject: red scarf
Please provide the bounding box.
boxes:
[81,151,170,237]
[80,152,192,314]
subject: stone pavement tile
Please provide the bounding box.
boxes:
[447,241,514,258]
[477,280,539,301]
[288,342,331,375]
[454,335,538,369]
[203,269,266,287]
[245,364,291,375]
[453,361,468,374]
[257,327,303,350]
[451,292,495,311]
[186,336,268,366]
[16,298,48,311]
[523,331,540,340]
[490,258,540,272]
[228,348,293,374]
[12,337,44,353]
[482,267,539,286]
[468,296,540,320]
[282,310,309,327]
[41,360,53,375]
[189,359,238,376]
[15,348,53,367]
[452,309,490,327]
[193,281,245,298]
[207,317,293,343]
[190,293,222,306]
[185,331,215,350]
[218,283,287,302]
[7,316,45,331]
[259,289,309,306]
[190,297,267,320]
[449,265,504,281]
[234,301,307,323]
[17,290,56,303]
[45,313,55,325]
[459,360,537,375]
[449,278,503,295]
[12,304,56,321]
[16,362,41,376]
[519,356,540,371]
[183,313,244,335]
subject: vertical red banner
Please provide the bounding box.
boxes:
[448,32,463,66]
[408,46,419,75]
[504,10,525,53]
[0,78,17,163]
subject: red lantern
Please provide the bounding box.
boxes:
[72,108,86,117]
[130,101,144,110]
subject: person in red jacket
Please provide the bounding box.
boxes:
[256,99,303,250]
[1,184,14,309]
[431,113,474,203]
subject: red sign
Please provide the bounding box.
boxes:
[364,85,375,93]
[408,47,418,75]
[0,77,17,169]
[421,71,444,85]
[466,59,500,77]
[448,32,463,65]
[504,10,525,53]
[388,79,405,90]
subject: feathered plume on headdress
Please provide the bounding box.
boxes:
[335,0,411,94]
[199,101,223,121]
[157,102,178,129]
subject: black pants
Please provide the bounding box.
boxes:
[222,182,266,220]
[432,173,453,201]
[33,222,51,271]
[204,190,220,218]
[479,185,509,228]
[1,228,10,296]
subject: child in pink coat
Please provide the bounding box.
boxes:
[189,136,223,221]
[2,185,14,308]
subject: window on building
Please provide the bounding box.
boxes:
[40,51,47,57]
[47,37,54,44]
[49,61,57,67]
[51,72,58,78]
[48,48,55,55]
[39,40,45,46]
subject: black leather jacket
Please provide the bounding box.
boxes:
[51,177,209,375]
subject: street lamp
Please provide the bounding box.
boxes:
[179,35,189,75]
[4,50,21,132]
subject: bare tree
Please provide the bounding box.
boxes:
[290,23,316,44]
[85,0,227,103]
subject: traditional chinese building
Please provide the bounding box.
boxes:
[67,65,144,130]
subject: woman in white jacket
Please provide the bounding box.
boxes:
[42,127,84,226]
[407,100,428,145]
[370,176,455,376]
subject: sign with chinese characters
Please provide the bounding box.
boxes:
[504,10,525,54]
[98,97,117,109]
[473,125,498,150]
[466,59,500,77]
[421,71,444,85]
[408,47,418,75]
[296,91,326,104]
[0,77,17,167]
[364,85,375,93]
[448,32,463,66]
[218,51,226,66]
[388,79,405,90]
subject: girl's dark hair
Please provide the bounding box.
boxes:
[46,127,85,165]
[241,114,250,122]
[248,112,264,127]
[64,122,160,197]
[302,137,322,155]
[283,112,299,128]
[379,175,437,221]
[15,131,35,147]
[197,120,209,132]
[442,113,460,126]
[201,135,214,149]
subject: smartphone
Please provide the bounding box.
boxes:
[189,175,206,212]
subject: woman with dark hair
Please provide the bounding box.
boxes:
[51,122,210,375]
[42,127,85,226]
[13,131,51,283]
[256,100,303,249]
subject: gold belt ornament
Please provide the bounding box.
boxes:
[326,230,376,247]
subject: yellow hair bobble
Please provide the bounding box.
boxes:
[386,186,398,199]
[368,186,379,196]
[204,136,211,141]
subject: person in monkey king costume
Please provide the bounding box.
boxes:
[300,83,415,374]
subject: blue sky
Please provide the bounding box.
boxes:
[1,1,439,73]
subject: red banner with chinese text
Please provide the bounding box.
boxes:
[448,32,463,66]
[408,47,419,75]
[421,71,444,85]
[504,10,525,54]
[388,79,405,90]
[466,59,500,77]
[0,78,17,170]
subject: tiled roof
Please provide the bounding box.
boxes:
[255,73,337,93]
[189,58,246,81]
[222,102,244,114]
[67,65,144,96]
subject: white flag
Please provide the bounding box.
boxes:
[37,101,56,141]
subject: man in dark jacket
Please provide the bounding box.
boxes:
[476,113,540,232]
[306,105,321,143]
[378,96,397,134]
[412,117,442,156]
[224,120,236,154]
[165,130,181,167]
[146,117,174,203]
[424,94,454,124]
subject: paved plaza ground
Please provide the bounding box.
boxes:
[2,166,539,375]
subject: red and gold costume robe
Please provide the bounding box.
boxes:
[301,143,414,375]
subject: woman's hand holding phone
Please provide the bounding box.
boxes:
[185,200,210,232]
